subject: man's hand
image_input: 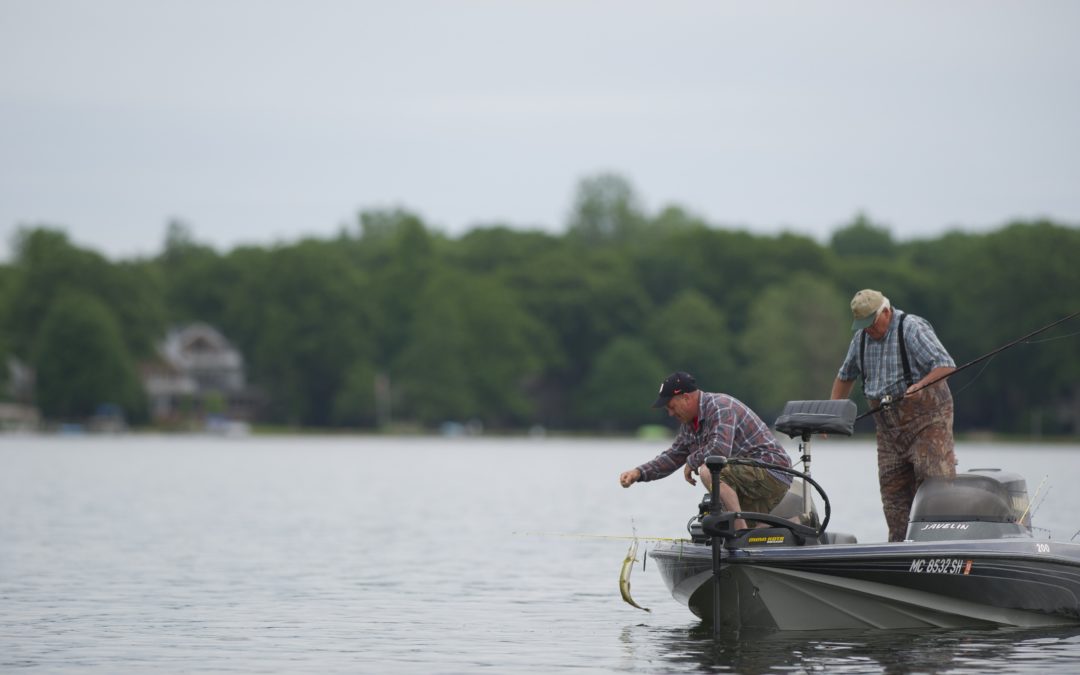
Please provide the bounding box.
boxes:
[619,468,641,488]
[683,463,697,486]
[907,367,953,400]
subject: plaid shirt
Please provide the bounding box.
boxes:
[837,309,955,400]
[636,392,792,486]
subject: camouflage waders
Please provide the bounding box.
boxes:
[872,380,956,542]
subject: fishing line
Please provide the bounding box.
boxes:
[1029,483,1052,520]
[932,325,1080,405]
[950,326,1080,399]
[893,324,1079,407]
[1017,475,1048,525]
[514,531,689,542]
[1022,328,1080,345]
[946,354,996,400]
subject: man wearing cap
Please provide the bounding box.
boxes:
[830,289,958,542]
[618,372,793,530]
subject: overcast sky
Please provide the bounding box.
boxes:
[2,1,1078,261]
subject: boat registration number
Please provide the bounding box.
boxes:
[909,558,973,575]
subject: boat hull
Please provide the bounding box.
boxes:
[650,539,1080,630]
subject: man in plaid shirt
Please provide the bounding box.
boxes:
[831,289,957,542]
[619,372,793,530]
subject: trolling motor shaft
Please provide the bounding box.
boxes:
[704,455,728,636]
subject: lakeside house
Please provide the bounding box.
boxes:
[1,357,40,431]
[142,323,257,427]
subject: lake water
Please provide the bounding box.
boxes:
[3,434,1080,673]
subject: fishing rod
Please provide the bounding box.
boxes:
[857,309,1080,421]
[514,531,689,542]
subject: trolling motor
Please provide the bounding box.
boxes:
[698,455,831,634]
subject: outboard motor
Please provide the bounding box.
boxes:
[906,468,1032,541]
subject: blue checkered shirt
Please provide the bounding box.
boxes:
[837,309,955,400]
[636,392,792,486]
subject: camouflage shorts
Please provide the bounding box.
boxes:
[719,463,789,515]
[874,380,957,541]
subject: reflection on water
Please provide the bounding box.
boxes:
[636,624,1080,674]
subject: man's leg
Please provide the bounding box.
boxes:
[712,464,790,515]
[699,469,749,530]
[892,382,956,540]
[912,389,957,492]
[878,428,917,542]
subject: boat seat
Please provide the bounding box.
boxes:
[774,399,857,439]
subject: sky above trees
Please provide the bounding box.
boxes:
[2,1,1079,261]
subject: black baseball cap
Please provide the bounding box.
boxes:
[651,371,698,408]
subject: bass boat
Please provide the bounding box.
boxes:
[648,399,1080,631]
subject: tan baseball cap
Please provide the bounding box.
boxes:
[850,289,886,330]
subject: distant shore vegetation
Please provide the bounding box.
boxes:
[2,173,1078,436]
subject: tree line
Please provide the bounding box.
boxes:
[2,173,1078,435]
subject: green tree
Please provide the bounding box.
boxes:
[650,205,710,234]
[0,264,11,395]
[394,268,553,427]
[104,260,167,357]
[230,241,378,427]
[452,226,562,276]
[6,227,165,360]
[331,359,379,427]
[830,213,896,258]
[566,173,647,246]
[740,275,850,419]
[33,291,143,420]
[356,210,441,366]
[514,247,650,371]
[632,227,828,336]
[645,289,735,392]
[159,219,232,325]
[926,222,1080,432]
[392,285,475,425]
[5,228,113,356]
[576,336,666,430]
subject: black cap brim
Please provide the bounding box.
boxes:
[651,395,672,408]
